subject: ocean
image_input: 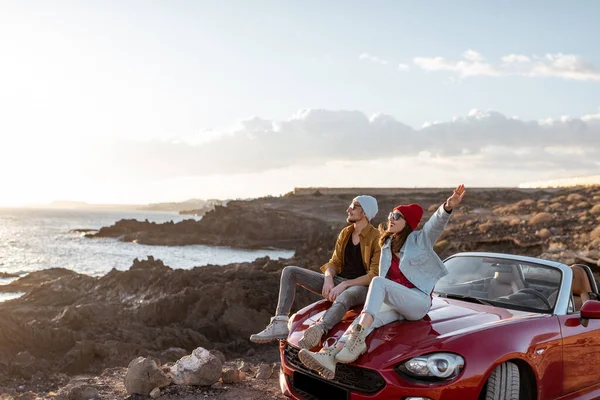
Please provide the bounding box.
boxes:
[0,208,293,299]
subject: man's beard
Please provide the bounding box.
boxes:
[347,216,358,224]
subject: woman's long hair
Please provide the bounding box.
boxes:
[379,222,413,254]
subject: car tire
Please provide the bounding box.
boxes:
[485,361,520,400]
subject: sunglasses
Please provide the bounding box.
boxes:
[388,211,405,221]
[349,203,362,210]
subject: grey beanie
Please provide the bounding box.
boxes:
[353,195,378,221]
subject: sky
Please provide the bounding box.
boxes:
[1,0,599,205]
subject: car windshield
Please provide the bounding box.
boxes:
[434,255,562,314]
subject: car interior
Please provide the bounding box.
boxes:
[437,258,600,313]
[566,264,599,313]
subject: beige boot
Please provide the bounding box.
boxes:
[335,324,369,363]
[298,324,325,349]
[298,339,340,380]
[249,316,289,343]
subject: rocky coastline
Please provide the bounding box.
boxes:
[87,204,334,251]
[86,187,600,267]
[0,254,320,399]
[0,186,599,399]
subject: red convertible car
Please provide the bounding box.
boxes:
[278,252,600,400]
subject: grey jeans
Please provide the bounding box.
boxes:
[275,266,369,332]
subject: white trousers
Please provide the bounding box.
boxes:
[339,276,430,343]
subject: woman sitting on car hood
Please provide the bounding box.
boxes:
[298,184,466,380]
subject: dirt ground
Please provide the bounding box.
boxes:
[0,361,286,400]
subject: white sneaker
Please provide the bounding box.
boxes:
[335,324,369,363]
[249,316,289,343]
[298,324,325,349]
[298,339,340,380]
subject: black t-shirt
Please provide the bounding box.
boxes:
[339,235,364,280]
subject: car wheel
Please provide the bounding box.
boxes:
[485,361,520,400]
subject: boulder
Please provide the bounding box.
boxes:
[222,368,246,384]
[124,356,171,395]
[209,349,226,364]
[256,363,272,379]
[169,347,222,386]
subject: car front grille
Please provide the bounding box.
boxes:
[287,372,348,400]
[284,343,386,394]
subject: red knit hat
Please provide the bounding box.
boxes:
[393,203,424,231]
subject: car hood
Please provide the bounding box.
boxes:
[288,297,543,368]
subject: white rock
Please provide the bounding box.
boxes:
[169,347,223,386]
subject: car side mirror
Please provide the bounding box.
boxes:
[580,300,600,319]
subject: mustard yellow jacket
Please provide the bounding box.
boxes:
[320,223,381,279]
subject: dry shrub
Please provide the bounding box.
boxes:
[548,203,562,212]
[591,204,600,215]
[505,205,521,214]
[575,201,589,209]
[493,200,535,215]
[478,221,494,233]
[567,204,576,211]
[529,212,553,225]
[552,195,567,203]
[567,193,584,202]
[579,210,590,217]
[548,242,566,252]
[516,199,535,208]
[427,204,438,213]
[434,239,449,253]
[537,229,551,238]
[508,217,521,226]
[591,226,600,241]
[492,205,509,215]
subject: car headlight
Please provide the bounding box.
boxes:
[397,353,464,380]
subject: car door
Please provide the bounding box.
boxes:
[558,298,600,395]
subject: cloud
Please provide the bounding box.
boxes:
[501,54,531,64]
[91,108,600,184]
[358,53,389,66]
[397,63,410,71]
[414,50,600,81]
[414,50,502,77]
[359,53,410,71]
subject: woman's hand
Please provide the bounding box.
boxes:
[445,184,466,211]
